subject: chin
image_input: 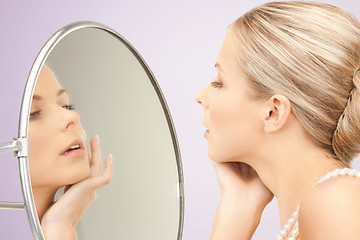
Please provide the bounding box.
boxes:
[207,148,244,163]
[207,149,226,162]
[73,165,91,183]
[61,161,91,186]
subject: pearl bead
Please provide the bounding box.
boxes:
[284,223,290,230]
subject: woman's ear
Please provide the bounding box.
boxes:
[263,94,292,133]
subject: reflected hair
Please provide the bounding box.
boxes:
[230,1,360,166]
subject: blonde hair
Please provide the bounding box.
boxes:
[230,1,360,166]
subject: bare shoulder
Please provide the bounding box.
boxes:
[298,176,360,240]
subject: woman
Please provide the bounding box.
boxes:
[196,2,360,239]
[28,64,113,239]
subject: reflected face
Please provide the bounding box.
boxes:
[195,31,264,162]
[28,65,90,188]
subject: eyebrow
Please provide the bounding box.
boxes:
[32,89,68,100]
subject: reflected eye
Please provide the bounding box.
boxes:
[63,104,75,111]
[29,111,40,120]
[210,81,223,88]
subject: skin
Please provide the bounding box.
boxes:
[28,65,113,239]
[196,30,360,239]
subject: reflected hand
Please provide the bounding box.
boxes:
[41,136,114,240]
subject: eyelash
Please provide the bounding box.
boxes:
[63,104,75,111]
[29,111,40,120]
[210,81,223,88]
[29,104,75,120]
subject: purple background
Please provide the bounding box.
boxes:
[1,0,360,239]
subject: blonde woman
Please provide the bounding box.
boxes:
[196,2,360,239]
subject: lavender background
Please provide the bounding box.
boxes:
[1,0,360,239]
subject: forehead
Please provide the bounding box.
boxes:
[216,30,244,75]
[34,65,65,98]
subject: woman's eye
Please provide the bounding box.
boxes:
[29,111,40,120]
[63,104,75,111]
[210,81,223,88]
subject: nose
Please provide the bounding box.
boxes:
[60,107,80,131]
[195,86,208,108]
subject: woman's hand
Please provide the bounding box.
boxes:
[210,162,273,240]
[41,135,114,240]
[213,161,273,207]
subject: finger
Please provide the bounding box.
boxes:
[102,154,114,182]
[90,135,102,177]
[90,154,114,189]
[212,162,228,182]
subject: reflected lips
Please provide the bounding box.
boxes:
[61,139,85,158]
[204,129,209,137]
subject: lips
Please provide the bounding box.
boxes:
[204,129,209,137]
[202,120,209,137]
[61,139,85,158]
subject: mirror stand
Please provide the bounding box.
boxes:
[0,137,43,239]
[0,138,29,209]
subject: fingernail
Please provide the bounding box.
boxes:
[109,154,113,163]
[95,134,99,144]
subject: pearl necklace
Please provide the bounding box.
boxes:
[276,167,360,240]
[276,207,299,240]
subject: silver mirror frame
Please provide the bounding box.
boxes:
[15,21,184,240]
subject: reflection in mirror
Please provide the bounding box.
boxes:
[27,24,183,239]
[29,64,90,220]
[29,64,113,239]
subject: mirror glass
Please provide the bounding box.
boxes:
[27,23,183,239]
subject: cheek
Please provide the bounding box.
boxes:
[208,94,246,135]
[29,122,56,157]
[207,97,261,161]
[28,122,57,184]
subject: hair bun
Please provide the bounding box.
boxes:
[332,66,360,165]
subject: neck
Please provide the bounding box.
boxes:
[269,154,341,226]
[247,120,344,226]
[32,186,58,221]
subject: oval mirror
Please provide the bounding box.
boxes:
[5,21,184,239]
